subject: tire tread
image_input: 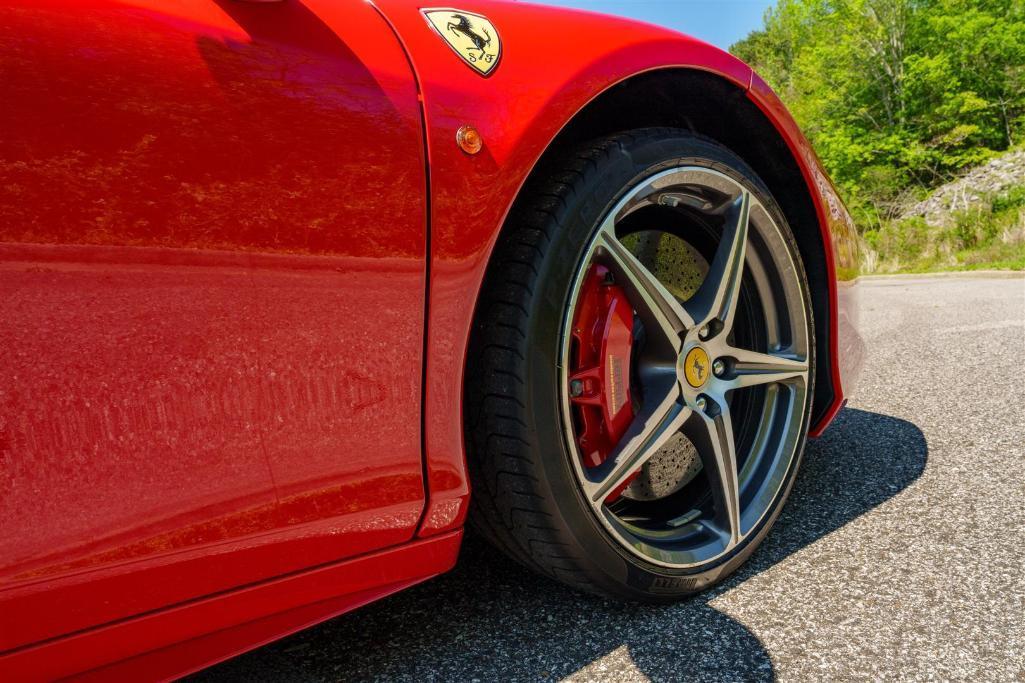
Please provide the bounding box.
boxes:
[464,133,649,592]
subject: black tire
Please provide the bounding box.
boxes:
[465,128,815,601]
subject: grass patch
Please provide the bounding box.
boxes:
[863,185,1025,273]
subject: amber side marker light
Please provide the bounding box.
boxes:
[456,125,483,155]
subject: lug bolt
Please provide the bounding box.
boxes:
[713,359,726,377]
[699,325,710,340]
[695,397,707,411]
[569,379,584,397]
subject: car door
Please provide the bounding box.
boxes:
[0,0,427,651]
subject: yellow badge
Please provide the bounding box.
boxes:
[423,9,501,76]
[684,347,710,388]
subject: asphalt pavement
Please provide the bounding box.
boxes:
[195,274,1025,682]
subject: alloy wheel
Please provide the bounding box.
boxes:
[560,166,811,569]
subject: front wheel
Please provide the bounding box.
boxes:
[466,129,815,600]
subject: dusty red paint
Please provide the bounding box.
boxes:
[1,0,428,657]
[0,0,862,678]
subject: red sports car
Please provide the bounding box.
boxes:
[0,0,864,679]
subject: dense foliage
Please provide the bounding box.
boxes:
[731,0,1025,228]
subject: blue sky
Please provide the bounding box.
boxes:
[540,0,776,50]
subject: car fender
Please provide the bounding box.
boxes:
[371,0,862,537]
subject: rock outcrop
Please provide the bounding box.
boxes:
[901,149,1025,226]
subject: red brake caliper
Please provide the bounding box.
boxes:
[569,265,637,501]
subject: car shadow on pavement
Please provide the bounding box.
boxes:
[198,408,926,682]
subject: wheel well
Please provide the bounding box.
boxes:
[526,68,835,425]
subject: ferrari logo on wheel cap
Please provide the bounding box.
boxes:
[423,9,501,76]
[684,347,711,388]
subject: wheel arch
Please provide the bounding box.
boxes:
[512,68,840,431]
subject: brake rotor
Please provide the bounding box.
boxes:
[622,432,702,501]
[617,231,706,501]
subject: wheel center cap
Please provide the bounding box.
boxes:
[682,346,711,388]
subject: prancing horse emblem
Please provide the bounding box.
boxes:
[691,355,706,381]
[423,9,502,76]
[683,346,711,388]
[447,14,490,53]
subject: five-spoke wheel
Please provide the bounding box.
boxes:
[561,166,810,569]
[467,129,815,599]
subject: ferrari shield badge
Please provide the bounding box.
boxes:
[423,9,501,76]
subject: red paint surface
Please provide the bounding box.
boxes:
[0,531,462,682]
[0,0,862,677]
[0,0,427,652]
[374,0,856,535]
[373,0,755,537]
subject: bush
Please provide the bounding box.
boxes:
[991,185,1025,214]
[864,185,1025,273]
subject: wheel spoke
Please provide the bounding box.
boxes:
[723,346,808,390]
[583,374,689,507]
[684,399,741,547]
[684,190,751,336]
[596,227,693,354]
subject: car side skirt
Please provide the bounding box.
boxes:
[0,531,461,682]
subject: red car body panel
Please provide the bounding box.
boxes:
[1,0,429,655]
[372,0,757,538]
[4,531,462,682]
[0,0,863,678]
[372,0,862,532]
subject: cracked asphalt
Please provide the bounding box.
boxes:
[195,274,1025,682]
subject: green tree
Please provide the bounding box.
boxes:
[732,0,1025,226]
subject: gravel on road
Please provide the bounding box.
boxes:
[195,275,1025,682]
